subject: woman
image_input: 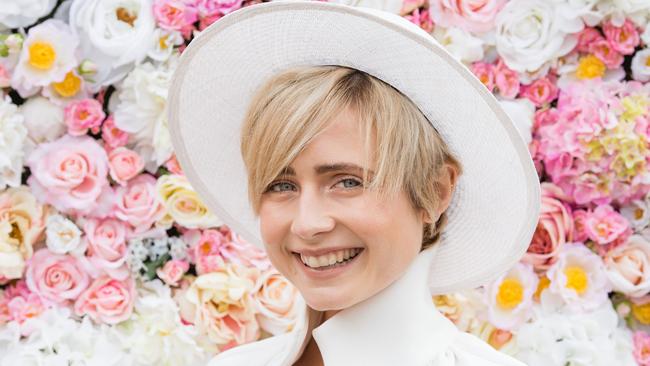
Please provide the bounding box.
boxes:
[168,1,541,365]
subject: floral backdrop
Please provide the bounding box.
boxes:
[0,0,649,365]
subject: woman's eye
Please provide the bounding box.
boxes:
[335,178,362,189]
[267,182,296,193]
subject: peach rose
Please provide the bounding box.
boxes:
[0,187,47,280]
[108,147,145,186]
[156,259,189,286]
[605,235,650,297]
[114,174,166,233]
[523,183,574,271]
[26,135,109,216]
[25,249,90,304]
[252,269,303,335]
[83,218,129,280]
[74,275,135,324]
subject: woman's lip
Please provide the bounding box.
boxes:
[292,246,364,257]
[293,248,364,279]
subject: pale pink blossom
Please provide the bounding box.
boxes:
[584,204,630,245]
[114,174,166,233]
[108,147,145,186]
[156,259,189,286]
[429,0,506,33]
[83,218,129,280]
[74,276,135,324]
[101,115,129,150]
[63,98,105,136]
[153,0,198,32]
[25,249,90,304]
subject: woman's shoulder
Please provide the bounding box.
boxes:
[438,331,527,366]
[206,332,295,366]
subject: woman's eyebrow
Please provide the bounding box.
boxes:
[278,163,373,176]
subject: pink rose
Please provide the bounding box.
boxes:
[584,204,630,245]
[471,62,495,92]
[429,0,506,33]
[603,19,640,55]
[196,0,243,17]
[523,183,573,271]
[64,99,105,136]
[114,174,166,233]
[634,331,650,366]
[494,60,520,99]
[575,27,604,53]
[101,115,129,150]
[165,154,184,175]
[521,77,558,107]
[27,135,109,216]
[532,108,558,131]
[589,39,624,69]
[252,269,302,335]
[156,259,189,286]
[74,276,135,324]
[83,218,129,280]
[25,249,90,304]
[153,0,198,32]
[108,147,144,186]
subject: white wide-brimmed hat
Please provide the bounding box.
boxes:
[167,0,541,294]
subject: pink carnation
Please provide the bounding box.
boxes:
[429,0,506,33]
[521,77,558,107]
[101,115,129,150]
[74,276,135,324]
[108,147,145,186]
[64,99,105,136]
[153,0,198,32]
[603,19,640,55]
[589,39,624,69]
[25,249,90,305]
[634,331,650,366]
[26,135,109,216]
[114,174,166,233]
[584,205,630,245]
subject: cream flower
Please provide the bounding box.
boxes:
[545,243,611,312]
[157,174,221,229]
[0,187,47,280]
[252,269,304,336]
[631,48,650,83]
[605,235,650,297]
[69,0,156,90]
[485,262,538,330]
[113,59,176,171]
[0,0,56,29]
[432,26,486,64]
[0,95,27,190]
[45,214,83,255]
[495,0,583,73]
[11,19,79,96]
[620,198,650,231]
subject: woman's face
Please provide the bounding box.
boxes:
[258,106,428,312]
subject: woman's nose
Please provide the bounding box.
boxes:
[290,191,335,241]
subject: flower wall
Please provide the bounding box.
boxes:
[0,0,649,365]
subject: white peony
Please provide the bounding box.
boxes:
[0,0,57,29]
[11,19,79,97]
[113,58,176,172]
[514,301,636,366]
[596,0,650,27]
[631,48,650,82]
[498,98,535,145]
[18,96,65,158]
[495,0,584,73]
[0,95,27,190]
[484,262,538,330]
[147,29,183,63]
[432,26,486,64]
[68,0,156,91]
[45,214,83,255]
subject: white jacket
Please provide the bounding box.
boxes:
[208,245,528,366]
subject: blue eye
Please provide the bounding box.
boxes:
[337,178,362,189]
[267,181,296,193]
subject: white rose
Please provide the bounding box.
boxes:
[432,26,486,64]
[18,96,65,146]
[0,95,27,190]
[0,0,56,29]
[69,0,156,91]
[45,214,83,254]
[631,48,650,82]
[498,98,535,144]
[495,0,584,73]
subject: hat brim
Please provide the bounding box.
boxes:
[168,1,541,294]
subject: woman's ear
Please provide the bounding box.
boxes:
[435,162,459,218]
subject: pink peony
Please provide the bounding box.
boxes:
[156,259,189,286]
[634,331,650,366]
[74,276,135,324]
[584,204,630,245]
[25,249,90,304]
[471,62,495,92]
[114,174,166,233]
[524,183,574,271]
[153,0,199,32]
[521,77,558,107]
[83,218,129,280]
[494,60,520,99]
[589,39,624,69]
[429,0,506,33]
[108,147,144,186]
[64,98,105,136]
[603,19,640,55]
[26,135,109,216]
[101,115,129,150]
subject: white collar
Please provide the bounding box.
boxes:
[291,245,460,365]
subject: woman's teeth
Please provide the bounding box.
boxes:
[300,248,362,268]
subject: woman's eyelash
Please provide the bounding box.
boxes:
[265,181,296,193]
[264,176,363,193]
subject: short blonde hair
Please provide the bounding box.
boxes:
[240,65,462,250]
